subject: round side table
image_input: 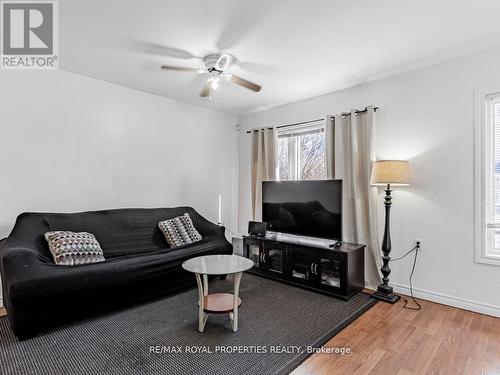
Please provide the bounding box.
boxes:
[182,254,254,332]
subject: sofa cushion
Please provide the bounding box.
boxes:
[158,213,202,248]
[44,231,105,265]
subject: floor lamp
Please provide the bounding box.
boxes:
[370,160,410,303]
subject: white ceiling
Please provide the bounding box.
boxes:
[61,0,500,115]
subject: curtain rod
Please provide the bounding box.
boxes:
[245,106,379,133]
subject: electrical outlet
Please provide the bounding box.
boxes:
[415,239,422,250]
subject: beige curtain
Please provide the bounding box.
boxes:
[332,106,382,288]
[251,128,276,220]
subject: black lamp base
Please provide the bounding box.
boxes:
[371,285,401,304]
[372,184,401,305]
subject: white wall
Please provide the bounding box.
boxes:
[0,70,239,305]
[238,47,500,317]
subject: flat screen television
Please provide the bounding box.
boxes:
[262,180,342,240]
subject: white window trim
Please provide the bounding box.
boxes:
[474,87,500,265]
[287,136,299,180]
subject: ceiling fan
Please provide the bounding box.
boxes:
[161,54,261,100]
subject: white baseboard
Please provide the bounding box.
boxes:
[0,297,3,308]
[392,283,500,318]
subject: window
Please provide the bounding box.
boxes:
[277,123,326,181]
[475,91,500,265]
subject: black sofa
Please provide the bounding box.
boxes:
[0,207,232,339]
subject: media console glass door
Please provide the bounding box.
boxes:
[289,246,316,285]
[316,251,345,293]
[245,239,285,275]
[319,258,341,287]
[245,239,263,269]
[262,242,285,275]
[288,246,344,293]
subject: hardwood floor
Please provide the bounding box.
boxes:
[0,307,6,317]
[292,295,500,375]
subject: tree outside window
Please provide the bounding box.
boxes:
[277,125,326,181]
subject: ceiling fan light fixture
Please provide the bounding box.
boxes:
[214,54,231,71]
[208,73,221,90]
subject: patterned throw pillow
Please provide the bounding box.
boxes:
[44,231,105,266]
[158,213,202,248]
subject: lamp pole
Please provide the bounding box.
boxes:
[371,183,400,303]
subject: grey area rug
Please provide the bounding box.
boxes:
[0,274,376,375]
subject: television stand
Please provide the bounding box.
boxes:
[243,235,365,300]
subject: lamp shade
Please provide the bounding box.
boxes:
[371,160,410,186]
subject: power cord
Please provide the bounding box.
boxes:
[390,243,422,311]
[391,245,417,261]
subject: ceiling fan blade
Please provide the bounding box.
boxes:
[200,83,210,97]
[230,75,261,92]
[126,40,199,59]
[161,65,200,72]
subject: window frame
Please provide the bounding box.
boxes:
[277,122,326,181]
[474,88,500,265]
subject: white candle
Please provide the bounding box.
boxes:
[218,194,222,224]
